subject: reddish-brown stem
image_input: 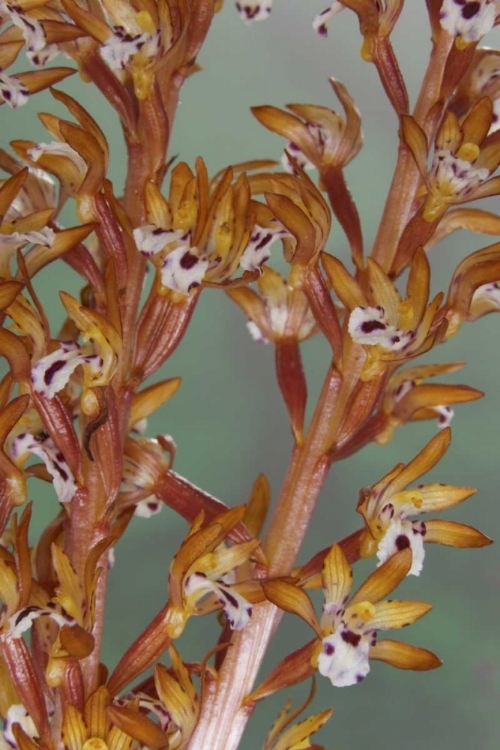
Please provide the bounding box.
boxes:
[187,365,342,749]
[371,32,453,272]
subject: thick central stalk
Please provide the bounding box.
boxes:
[187,367,341,750]
[371,32,453,271]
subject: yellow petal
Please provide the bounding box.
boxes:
[415,483,476,513]
[128,377,181,429]
[370,639,442,670]
[262,579,322,637]
[62,705,88,750]
[273,708,333,750]
[321,544,353,609]
[370,600,432,630]
[384,428,451,497]
[350,548,412,605]
[424,519,492,547]
[244,473,271,538]
[401,115,430,182]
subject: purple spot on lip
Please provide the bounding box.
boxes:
[361,319,386,334]
[395,535,410,550]
[43,359,66,387]
[341,630,361,647]
[180,251,199,270]
[461,1,481,20]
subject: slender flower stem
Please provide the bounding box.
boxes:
[187,366,342,750]
[371,32,453,272]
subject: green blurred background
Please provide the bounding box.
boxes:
[3,2,500,748]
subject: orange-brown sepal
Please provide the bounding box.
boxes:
[370,639,442,671]
[245,639,318,704]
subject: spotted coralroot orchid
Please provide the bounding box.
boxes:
[2,2,500,750]
[323,247,445,380]
[357,429,492,575]
[373,362,484,444]
[167,506,260,636]
[402,98,500,225]
[227,265,317,344]
[249,545,439,699]
[132,158,288,294]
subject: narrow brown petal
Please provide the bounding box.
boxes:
[424,519,493,547]
[295,529,364,586]
[321,252,366,309]
[427,208,500,249]
[393,383,483,424]
[252,106,317,163]
[321,544,353,609]
[107,605,172,696]
[16,68,75,95]
[0,653,20,716]
[168,525,226,608]
[401,115,430,182]
[245,639,318,704]
[245,473,270,538]
[262,579,322,637]
[350,548,412,605]
[60,122,107,198]
[0,281,23,309]
[154,470,258,549]
[265,193,317,268]
[0,41,23,70]
[128,378,181,429]
[370,639,442,670]
[385,428,451,497]
[12,503,32,609]
[42,20,87,44]
[51,88,108,158]
[24,223,97,277]
[59,0,110,43]
[436,110,462,152]
[0,636,51,743]
[0,168,28,220]
[461,97,493,146]
[0,394,29,446]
